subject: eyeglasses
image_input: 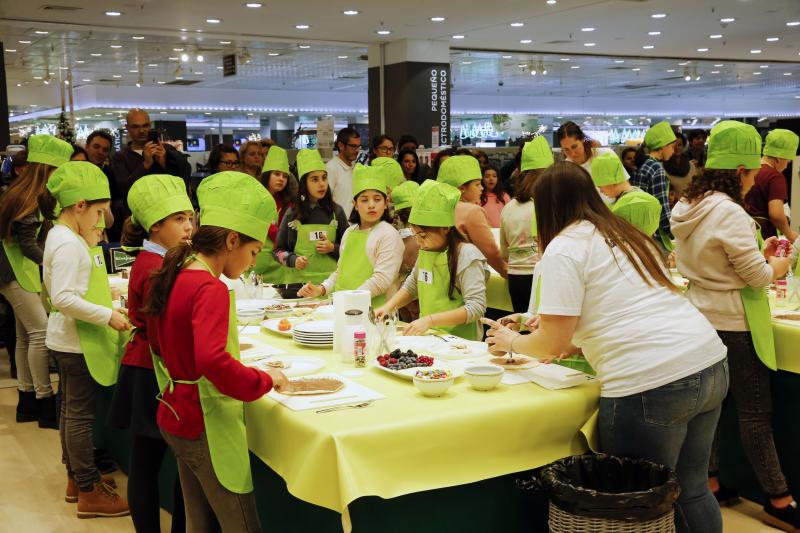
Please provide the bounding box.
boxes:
[219,160,240,168]
[376,146,394,154]
[345,143,361,149]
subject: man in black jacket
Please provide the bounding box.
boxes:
[111,108,191,240]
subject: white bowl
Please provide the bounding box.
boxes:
[464,365,504,391]
[413,372,455,397]
[312,305,335,320]
[237,310,265,326]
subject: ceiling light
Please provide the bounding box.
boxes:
[82,78,91,82]
[105,11,122,16]
[547,0,556,4]
[695,74,702,81]
[787,21,800,27]
[148,63,157,67]
[216,66,223,69]
[129,69,138,73]
[18,40,31,44]
[750,49,762,54]
[583,42,596,47]
[5,49,16,52]
[667,69,676,73]
[247,113,254,116]
[204,112,212,115]
[678,61,690,66]
[376,30,392,35]
[643,45,654,49]
[343,9,359,15]
[206,18,221,24]
[520,39,532,44]
[245,2,262,7]
[753,71,762,75]
[196,54,204,62]
[175,76,183,80]
[560,57,571,61]
[180,53,189,62]
[709,34,722,39]
[632,68,641,71]
[195,72,203,75]
[581,27,594,32]
[760,65,769,68]
[110,45,122,49]
[784,72,793,76]
[295,24,310,30]
[720,17,735,23]
[711,70,720,74]
[517,63,527,68]
[112,74,122,78]
[337,55,348,59]
[462,61,472,65]
[91,53,102,57]
[452,35,465,39]
[132,36,144,40]
[648,31,661,36]
[502,55,512,59]
[614,59,625,63]
[570,65,580,69]
[34,30,49,35]
[651,13,666,18]
[530,69,537,76]
[157,81,166,84]
[714,63,724,67]
[33,76,42,80]
[298,45,311,49]
[697,48,709,52]
[220,40,231,44]
[766,37,780,42]
[169,56,179,60]
[510,22,524,27]
[431,17,446,22]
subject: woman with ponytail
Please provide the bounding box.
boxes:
[108,174,193,532]
[144,171,289,532]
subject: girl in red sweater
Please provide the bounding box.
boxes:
[108,174,194,532]
[144,171,288,533]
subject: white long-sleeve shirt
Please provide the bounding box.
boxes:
[44,224,112,353]
[321,221,404,299]
[326,156,355,218]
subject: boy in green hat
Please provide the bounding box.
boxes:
[745,129,799,241]
[299,164,403,307]
[145,170,289,533]
[437,155,508,277]
[671,121,799,530]
[376,180,490,341]
[631,121,677,251]
[40,161,132,517]
[591,152,662,236]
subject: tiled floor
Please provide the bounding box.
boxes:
[0,351,785,532]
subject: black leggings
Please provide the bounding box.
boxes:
[129,433,187,533]
[507,274,534,313]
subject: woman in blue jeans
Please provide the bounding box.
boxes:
[485,162,729,533]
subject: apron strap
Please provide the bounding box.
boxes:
[155,358,202,421]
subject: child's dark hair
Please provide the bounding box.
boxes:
[121,217,148,255]
[143,225,256,316]
[412,225,467,300]
[294,173,335,222]
[480,165,507,206]
[348,190,392,225]
[394,207,412,227]
[37,189,109,221]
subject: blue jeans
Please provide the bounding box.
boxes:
[599,359,729,533]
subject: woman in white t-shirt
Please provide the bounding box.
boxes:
[484,162,728,533]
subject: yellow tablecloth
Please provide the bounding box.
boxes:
[486,272,800,375]
[244,330,599,528]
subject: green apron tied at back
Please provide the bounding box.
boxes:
[2,214,44,293]
[740,223,777,370]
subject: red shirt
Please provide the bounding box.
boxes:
[267,196,292,243]
[149,269,273,439]
[120,250,162,369]
[746,163,788,239]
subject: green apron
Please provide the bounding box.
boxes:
[333,228,386,308]
[416,249,478,340]
[152,258,254,494]
[740,225,777,370]
[2,215,43,293]
[253,237,291,284]
[287,219,338,284]
[506,202,538,276]
[67,242,130,386]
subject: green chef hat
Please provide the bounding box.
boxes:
[590,152,628,186]
[436,155,482,189]
[644,121,677,150]
[706,120,762,170]
[262,145,290,175]
[611,190,662,236]
[352,164,388,197]
[296,149,326,179]
[127,174,193,231]
[520,136,554,172]
[371,157,405,189]
[763,129,799,161]
[391,181,420,211]
[409,180,460,228]
[197,171,277,241]
[46,161,111,208]
[27,134,74,168]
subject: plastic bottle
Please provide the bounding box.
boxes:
[353,329,366,368]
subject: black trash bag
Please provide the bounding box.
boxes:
[530,454,681,522]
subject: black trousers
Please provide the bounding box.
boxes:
[507,274,534,314]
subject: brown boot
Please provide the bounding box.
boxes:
[66,475,118,503]
[75,480,128,519]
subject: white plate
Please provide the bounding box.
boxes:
[394,336,489,360]
[369,357,463,381]
[255,355,326,377]
[293,320,335,335]
[237,299,279,311]
[294,340,333,348]
[262,318,306,336]
[292,335,334,343]
[275,295,316,303]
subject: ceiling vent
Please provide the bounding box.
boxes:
[40,4,83,11]
[544,40,574,45]
[166,79,202,86]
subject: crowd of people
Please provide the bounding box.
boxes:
[0,107,798,533]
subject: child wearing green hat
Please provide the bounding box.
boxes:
[376,180,490,340]
[631,121,677,251]
[106,174,193,531]
[371,156,406,194]
[390,180,422,321]
[299,164,403,307]
[437,155,508,277]
[671,121,800,530]
[143,171,289,532]
[273,149,348,285]
[745,128,799,241]
[591,152,662,236]
[500,136,552,313]
[39,161,132,517]
[0,134,73,427]
[254,146,298,283]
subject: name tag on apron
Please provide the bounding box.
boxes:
[418,269,434,285]
[94,253,104,268]
[309,230,327,241]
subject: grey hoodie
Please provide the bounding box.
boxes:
[670,191,773,331]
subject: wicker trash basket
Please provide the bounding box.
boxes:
[549,501,675,533]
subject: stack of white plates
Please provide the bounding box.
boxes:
[292,320,334,347]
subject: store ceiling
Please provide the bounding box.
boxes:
[2,0,799,105]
